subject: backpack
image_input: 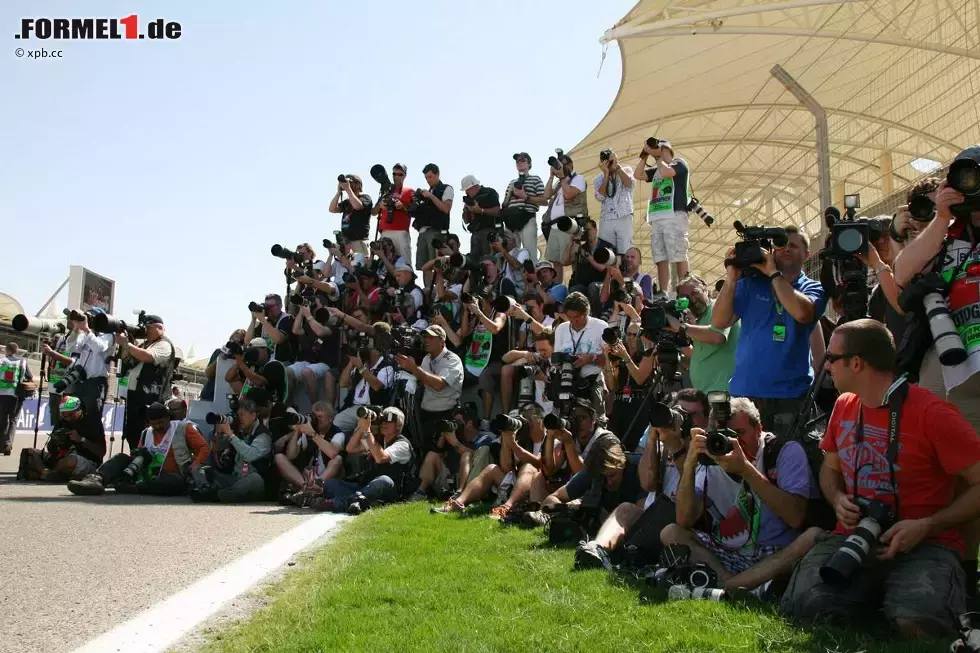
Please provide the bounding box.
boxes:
[761,431,837,531]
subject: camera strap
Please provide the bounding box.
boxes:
[852,374,909,520]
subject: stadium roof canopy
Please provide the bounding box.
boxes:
[570,0,980,282]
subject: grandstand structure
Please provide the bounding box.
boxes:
[570,0,980,284]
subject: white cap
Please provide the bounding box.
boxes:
[460,175,480,192]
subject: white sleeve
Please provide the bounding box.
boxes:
[384,439,412,464]
[376,365,396,388]
[572,175,587,192]
[330,432,346,448]
[441,186,454,202]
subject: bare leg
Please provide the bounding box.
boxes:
[723,527,821,591]
[551,261,564,285]
[594,502,643,551]
[674,261,689,283]
[529,471,551,503]
[285,368,298,405]
[503,463,536,509]
[275,453,305,489]
[323,456,344,481]
[656,261,670,295]
[481,390,493,421]
[660,523,733,583]
[500,364,516,414]
[457,451,471,492]
[418,451,444,492]
[457,464,503,507]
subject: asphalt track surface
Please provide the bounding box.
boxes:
[0,430,323,653]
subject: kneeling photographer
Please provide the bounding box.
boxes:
[68,402,209,496]
[317,406,413,514]
[659,396,819,597]
[275,403,346,505]
[192,396,273,503]
[335,330,395,436]
[225,338,289,408]
[782,319,980,637]
[18,396,106,483]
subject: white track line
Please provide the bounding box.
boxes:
[72,513,348,653]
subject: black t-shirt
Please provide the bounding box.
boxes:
[245,359,288,404]
[293,422,344,471]
[565,456,643,512]
[469,186,501,231]
[63,417,105,465]
[340,194,374,241]
[297,322,333,366]
[569,244,606,289]
[489,313,513,362]
[252,313,296,364]
[869,284,909,347]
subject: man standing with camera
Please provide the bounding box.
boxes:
[782,320,980,637]
[329,174,373,254]
[117,315,176,451]
[395,325,464,450]
[712,226,826,436]
[635,139,691,295]
[371,163,414,264]
[502,152,545,264]
[461,175,502,260]
[669,274,739,394]
[414,163,454,284]
[594,149,635,255]
[0,342,31,455]
[543,152,588,282]
[248,294,296,364]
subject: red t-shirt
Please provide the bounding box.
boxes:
[821,385,980,553]
[378,187,413,232]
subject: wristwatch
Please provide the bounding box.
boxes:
[768,271,781,283]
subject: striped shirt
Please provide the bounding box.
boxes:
[503,174,545,214]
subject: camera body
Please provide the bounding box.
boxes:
[725,221,788,271]
[649,401,693,437]
[547,148,566,171]
[53,365,87,394]
[819,497,893,588]
[121,448,154,481]
[375,325,424,359]
[599,148,612,162]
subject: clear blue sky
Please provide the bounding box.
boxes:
[0,0,632,359]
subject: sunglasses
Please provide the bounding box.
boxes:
[825,351,856,364]
[392,172,405,177]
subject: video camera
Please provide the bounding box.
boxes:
[271,244,304,264]
[374,324,424,359]
[725,221,788,272]
[818,202,881,322]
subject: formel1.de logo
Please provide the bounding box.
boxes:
[15,16,182,40]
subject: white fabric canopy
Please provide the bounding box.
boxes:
[570,0,980,283]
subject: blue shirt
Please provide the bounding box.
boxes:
[547,283,569,304]
[729,271,826,398]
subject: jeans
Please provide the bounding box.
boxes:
[212,471,267,503]
[77,376,108,441]
[0,395,17,447]
[321,475,397,508]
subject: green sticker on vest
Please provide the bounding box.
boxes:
[647,177,674,215]
[465,329,492,377]
[772,324,786,343]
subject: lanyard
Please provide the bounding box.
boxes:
[570,327,587,355]
[852,375,909,519]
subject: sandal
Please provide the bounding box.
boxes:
[431,498,465,514]
[489,505,511,520]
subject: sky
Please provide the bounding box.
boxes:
[0,0,634,360]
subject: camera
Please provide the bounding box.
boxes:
[599,148,612,162]
[516,364,538,408]
[11,314,67,336]
[907,194,936,222]
[819,497,893,588]
[242,345,262,365]
[222,340,244,358]
[593,246,619,267]
[121,449,153,481]
[725,221,788,270]
[649,402,692,437]
[548,351,579,404]
[645,137,661,150]
[337,174,347,184]
[248,301,265,314]
[898,273,968,367]
[686,197,714,227]
[543,412,571,431]
[435,418,458,435]
[356,405,384,423]
[612,278,636,304]
[90,310,148,339]
[947,156,980,216]
[824,206,886,258]
[271,244,304,264]
[407,188,426,217]
[489,413,523,433]
[701,390,736,463]
[53,365,87,394]
[323,231,348,251]
[547,148,566,170]
[206,412,233,425]
[374,325,423,359]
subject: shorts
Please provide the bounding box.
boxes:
[433,463,453,495]
[779,532,965,631]
[545,226,572,262]
[598,215,634,255]
[478,361,503,395]
[347,239,368,255]
[694,530,780,574]
[71,454,98,480]
[287,361,331,380]
[649,211,690,263]
[416,229,440,270]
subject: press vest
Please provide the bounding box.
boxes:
[417,182,451,231]
[0,355,25,395]
[138,419,196,479]
[562,173,590,218]
[364,434,412,489]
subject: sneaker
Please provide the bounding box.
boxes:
[347,501,364,516]
[574,540,612,570]
[2,442,11,456]
[522,510,551,528]
[408,490,428,502]
[67,473,105,496]
[492,483,511,508]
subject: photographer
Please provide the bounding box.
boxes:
[371,163,413,263]
[276,403,346,503]
[414,163,454,282]
[395,325,464,449]
[781,319,980,637]
[635,139,691,294]
[500,326,555,416]
[334,333,395,435]
[527,260,568,308]
[329,174,373,254]
[565,219,607,313]
[323,238,359,285]
[0,342,31,455]
[890,178,937,252]
[247,294,296,364]
[542,152,588,278]
[600,248,653,303]
[603,320,656,451]
[594,149,635,254]
[437,403,547,516]
[672,274,739,394]
[18,396,106,482]
[411,407,494,501]
[384,263,425,325]
[352,266,384,319]
[68,401,209,496]
[502,152,545,264]
[858,216,906,343]
[713,226,826,436]
[511,296,554,350]
[461,291,512,420]
[195,397,273,503]
[118,315,176,451]
[43,328,79,428]
[553,291,608,415]
[460,175,502,260]
[491,231,530,301]
[201,329,247,401]
[893,147,980,433]
[659,397,818,596]
[317,406,413,514]
[225,338,289,407]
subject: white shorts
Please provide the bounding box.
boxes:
[545,226,571,262]
[649,211,690,263]
[287,361,331,380]
[598,216,634,255]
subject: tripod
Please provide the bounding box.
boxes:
[32,353,48,449]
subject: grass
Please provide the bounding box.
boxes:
[203,503,947,653]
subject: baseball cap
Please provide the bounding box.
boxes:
[354,265,378,278]
[144,315,164,326]
[536,260,555,272]
[658,139,674,154]
[248,337,268,348]
[394,263,415,275]
[513,152,532,164]
[460,175,480,192]
[422,324,447,341]
[59,396,82,412]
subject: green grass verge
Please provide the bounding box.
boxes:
[203,503,947,653]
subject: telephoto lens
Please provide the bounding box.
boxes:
[492,295,515,314]
[338,174,347,183]
[705,430,734,457]
[356,406,380,421]
[543,413,571,431]
[819,498,892,588]
[206,412,232,425]
[907,194,936,221]
[923,292,968,366]
[248,301,264,313]
[121,450,151,480]
[601,326,621,346]
[489,413,523,433]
